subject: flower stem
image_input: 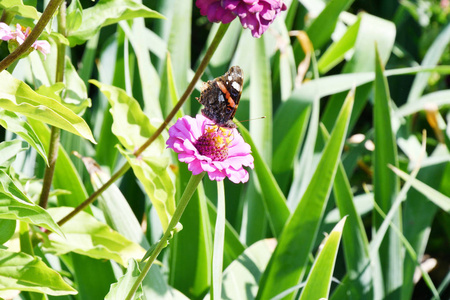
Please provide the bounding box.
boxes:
[39,1,66,208]
[0,0,64,72]
[134,22,230,157]
[211,180,226,300]
[125,172,206,300]
[56,22,230,226]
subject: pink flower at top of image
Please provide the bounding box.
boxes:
[166,114,254,183]
[0,22,50,59]
[196,0,287,38]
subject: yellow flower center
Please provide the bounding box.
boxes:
[194,126,232,161]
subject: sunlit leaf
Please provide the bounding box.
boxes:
[0,71,95,143]
[44,207,145,266]
[0,249,77,295]
[298,217,346,300]
[68,0,164,46]
[90,80,175,230]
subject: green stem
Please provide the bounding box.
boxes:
[39,126,61,207]
[57,162,130,226]
[125,172,206,300]
[39,1,66,208]
[56,22,230,226]
[134,22,230,157]
[211,180,226,300]
[0,0,64,72]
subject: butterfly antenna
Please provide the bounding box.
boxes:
[235,116,266,124]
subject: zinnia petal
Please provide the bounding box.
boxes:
[166,114,254,183]
[195,0,287,38]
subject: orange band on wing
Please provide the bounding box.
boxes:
[217,81,236,109]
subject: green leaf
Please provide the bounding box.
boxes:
[319,124,372,298]
[318,17,361,73]
[119,21,162,120]
[27,119,91,209]
[157,0,192,99]
[257,88,354,300]
[400,159,449,300]
[306,0,354,49]
[392,166,450,213]
[35,57,91,115]
[44,207,145,267]
[272,85,311,193]
[320,13,396,132]
[66,0,83,33]
[90,80,175,230]
[106,259,143,300]
[238,124,290,237]
[169,165,212,299]
[396,90,450,117]
[142,264,190,299]
[0,0,39,19]
[0,109,48,164]
[218,239,276,299]
[0,249,77,295]
[0,219,16,245]
[68,0,165,46]
[0,140,28,167]
[407,23,450,103]
[299,217,346,300]
[373,46,402,299]
[206,198,246,268]
[0,71,95,143]
[81,155,150,248]
[0,170,64,236]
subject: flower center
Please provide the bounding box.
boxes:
[195,126,232,161]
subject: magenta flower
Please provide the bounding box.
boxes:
[0,23,14,41]
[167,114,254,183]
[0,22,50,58]
[196,0,287,38]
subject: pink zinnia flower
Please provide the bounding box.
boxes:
[166,114,254,183]
[0,23,14,41]
[0,22,50,59]
[196,0,287,38]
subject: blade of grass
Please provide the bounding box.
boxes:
[256,87,354,300]
[373,46,402,299]
[298,217,347,300]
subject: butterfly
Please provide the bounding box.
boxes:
[197,66,243,128]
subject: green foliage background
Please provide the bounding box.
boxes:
[0,0,449,299]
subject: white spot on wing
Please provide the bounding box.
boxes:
[232,82,241,91]
[228,75,232,81]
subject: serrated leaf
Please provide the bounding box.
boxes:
[118,148,175,231]
[35,57,91,115]
[0,71,95,143]
[0,109,48,164]
[0,249,77,295]
[45,207,145,266]
[0,169,64,236]
[90,80,175,230]
[106,259,143,300]
[68,0,164,46]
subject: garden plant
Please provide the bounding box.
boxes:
[0,0,449,299]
